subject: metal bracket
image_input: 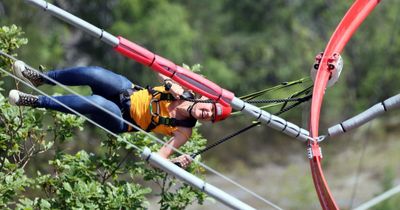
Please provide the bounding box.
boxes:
[307,146,323,159]
[306,135,326,143]
[317,135,326,143]
[311,52,343,87]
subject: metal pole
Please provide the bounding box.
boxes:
[231,97,310,141]
[25,0,119,46]
[353,184,400,210]
[23,0,311,141]
[141,148,256,210]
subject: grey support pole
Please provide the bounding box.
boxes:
[141,148,256,210]
[24,0,312,143]
[25,0,119,47]
[328,94,400,137]
[231,97,310,141]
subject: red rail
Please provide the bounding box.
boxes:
[114,36,234,106]
[309,0,380,209]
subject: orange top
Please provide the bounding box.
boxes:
[129,86,177,136]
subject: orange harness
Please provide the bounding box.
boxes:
[128,86,196,136]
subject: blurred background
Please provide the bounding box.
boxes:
[1,0,400,209]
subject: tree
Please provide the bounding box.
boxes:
[0,25,208,210]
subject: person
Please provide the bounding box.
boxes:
[8,61,231,168]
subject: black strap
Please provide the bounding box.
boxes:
[119,84,144,104]
[145,120,158,132]
[159,93,175,101]
[190,122,260,159]
[147,85,159,96]
[119,85,143,132]
[158,116,197,127]
[147,86,195,101]
[147,85,176,100]
[145,86,197,132]
[188,93,313,159]
[145,116,197,132]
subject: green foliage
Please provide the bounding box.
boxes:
[47,112,85,143]
[0,26,208,209]
[2,1,400,209]
[122,126,208,209]
[1,0,400,121]
[19,150,150,210]
[0,25,27,72]
[0,25,28,54]
[0,168,31,208]
[110,0,197,85]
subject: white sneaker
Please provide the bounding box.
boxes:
[9,89,39,107]
[12,60,43,87]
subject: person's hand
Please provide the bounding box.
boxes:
[170,154,192,169]
[168,83,185,99]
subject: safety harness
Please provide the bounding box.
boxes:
[145,87,197,132]
[119,84,198,132]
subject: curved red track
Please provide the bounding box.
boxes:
[309,0,380,209]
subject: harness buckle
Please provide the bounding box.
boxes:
[149,98,161,116]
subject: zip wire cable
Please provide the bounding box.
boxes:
[349,9,400,208]
[182,94,311,104]
[348,123,372,209]
[239,77,310,101]
[189,93,313,159]
[0,69,141,151]
[181,79,313,157]
[353,184,400,210]
[0,51,170,149]
[0,52,283,209]
[190,122,260,159]
[0,67,257,209]
[0,66,282,210]
[246,96,311,104]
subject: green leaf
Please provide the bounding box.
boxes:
[63,182,73,193]
[39,199,51,209]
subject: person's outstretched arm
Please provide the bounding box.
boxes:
[157,127,193,168]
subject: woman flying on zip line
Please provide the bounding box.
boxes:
[8,60,231,168]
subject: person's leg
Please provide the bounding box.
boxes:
[12,61,133,99]
[45,66,133,98]
[37,94,127,133]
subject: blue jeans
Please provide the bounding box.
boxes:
[37,66,133,133]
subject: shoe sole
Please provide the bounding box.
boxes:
[13,60,34,86]
[9,89,20,106]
